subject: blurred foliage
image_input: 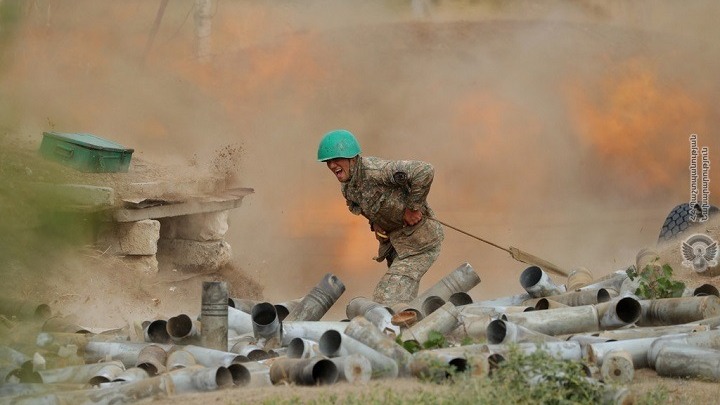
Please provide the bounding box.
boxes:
[0,140,102,288]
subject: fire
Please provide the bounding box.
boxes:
[287,190,378,273]
[450,91,546,209]
[566,58,708,195]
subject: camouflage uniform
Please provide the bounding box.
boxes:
[341,156,444,306]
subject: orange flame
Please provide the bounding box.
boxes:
[566,58,707,195]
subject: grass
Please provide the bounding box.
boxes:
[251,345,672,405]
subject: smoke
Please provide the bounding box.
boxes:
[1,1,719,315]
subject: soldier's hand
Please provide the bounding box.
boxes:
[403,208,422,226]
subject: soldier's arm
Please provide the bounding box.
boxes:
[346,198,362,215]
[387,160,435,211]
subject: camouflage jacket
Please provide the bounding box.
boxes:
[341,156,444,260]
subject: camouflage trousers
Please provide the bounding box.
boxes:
[372,245,441,306]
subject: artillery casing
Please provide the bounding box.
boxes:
[654,344,720,381]
[486,319,560,345]
[394,262,480,314]
[638,296,720,326]
[201,281,228,351]
[566,267,593,291]
[269,357,338,386]
[600,349,634,384]
[502,305,599,336]
[330,354,372,383]
[344,316,412,376]
[284,273,345,322]
[402,302,460,345]
[519,266,565,298]
[319,330,398,378]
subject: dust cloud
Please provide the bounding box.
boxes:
[1,1,719,318]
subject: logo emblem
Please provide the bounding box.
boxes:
[681,233,719,273]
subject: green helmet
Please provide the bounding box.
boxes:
[317,129,361,162]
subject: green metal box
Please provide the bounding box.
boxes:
[39,132,134,173]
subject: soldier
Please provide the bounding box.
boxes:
[317,129,444,306]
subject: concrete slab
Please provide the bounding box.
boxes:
[113,187,253,222]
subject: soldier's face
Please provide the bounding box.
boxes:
[326,158,352,183]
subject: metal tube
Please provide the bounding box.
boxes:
[393,262,481,314]
[446,314,492,342]
[459,304,534,317]
[346,297,398,335]
[330,354,372,383]
[227,305,254,336]
[416,345,498,376]
[595,324,709,340]
[0,345,28,367]
[37,360,125,384]
[181,345,248,367]
[201,281,228,351]
[143,319,172,343]
[519,266,565,298]
[112,367,150,383]
[166,349,197,371]
[502,305,600,336]
[486,319,560,345]
[596,296,642,329]
[228,361,272,387]
[600,349,634,384]
[638,296,720,326]
[578,270,628,293]
[226,363,251,386]
[228,298,261,313]
[449,292,473,306]
[470,293,532,307]
[251,302,282,348]
[687,315,720,328]
[654,344,720,381]
[135,344,167,376]
[35,332,128,352]
[566,267,593,291]
[318,330,399,378]
[287,337,322,359]
[229,341,271,361]
[688,283,720,297]
[84,341,172,368]
[421,296,447,316]
[88,362,126,386]
[15,373,171,405]
[284,273,346,322]
[646,329,720,368]
[536,289,612,307]
[533,298,569,310]
[485,341,583,361]
[565,334,615,345]
[402,302,460,345]
[274,298,303,322]
[636,248,660,271]
[281,321,348,346]
[410,350,472,380]
[166,314,200,344]
[269,357,338,386]
[344,316,413,376]
[585,337,661,368]
[167,365,233,393]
